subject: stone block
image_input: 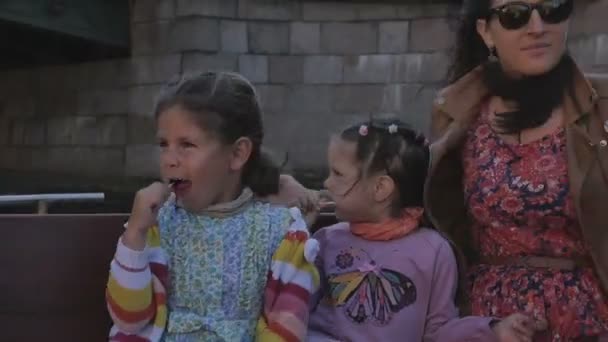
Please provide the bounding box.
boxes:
[285,85,332,114]
[10,119,24,145]
[132,0,175,22]
[47,117,75,145]
[37,64,85,92]
[265,111,372,170]
[394,52,449,83]
[126,144,160,177]
[302,2,358,21]
[379,22,409,53]
[248,22,289,54]
[409,18,456,52]
[238,55,268,83]
[343,55,394,84]
[97,117,128,146]
[128,116,157,144]
[570,1,608,36]
[37,88,78,117]
[129,85,163,117]
[0,116,8,145]
[290,22,320,54]
[176,0,237,17]
[269,56,304,84]
[78,89,130,116]
[354,4,399,20]
[0,69,33,101]
[47,116,126,146]
[46,147,124,176]
[238,0,300,20]
[22,120,45,146]
[381,84,425,113]
[131,21,172,55]
[383,84,437,132]
[303,56,343,84]
[2,98,36,118]
[169,18,219,52]
[183,53,239,74]
[256,85,288,114]
[321,23,377,55]
[84,59,132,89]
[595,35,608,67]
[396,4,456,19]
[569,36,599,68]
[0,147,17,169]
[129,54,182,85]
[220,20,248,53]
[332,85,386,113]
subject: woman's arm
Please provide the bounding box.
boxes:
[423,240,497,342]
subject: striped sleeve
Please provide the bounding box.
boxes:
[256,208,321,342]
[106,226,169,342]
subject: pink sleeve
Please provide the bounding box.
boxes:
[423,241,498,342]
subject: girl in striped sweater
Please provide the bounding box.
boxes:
[106,71,319,342]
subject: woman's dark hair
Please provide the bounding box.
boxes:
[449,0,576,135]
[448,0,493,84]
[154,71,279,197]
[340,118,430,217]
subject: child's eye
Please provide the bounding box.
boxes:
[332,168,343,177]
[158,140,168,148]
[180,141,196,148]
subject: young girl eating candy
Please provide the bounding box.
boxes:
[105,71,319,342]
[307,119,546,342]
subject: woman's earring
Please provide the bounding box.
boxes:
[488,46,499,62]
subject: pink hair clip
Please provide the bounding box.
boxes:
[359,125,369,136]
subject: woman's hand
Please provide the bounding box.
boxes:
[492,313,548,342]
[264,175,322,225]
[264,175,312,207]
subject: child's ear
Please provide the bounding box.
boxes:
[373,175,395,203]
[229,137,253,171]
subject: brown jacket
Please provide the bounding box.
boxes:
[424,65,608,305]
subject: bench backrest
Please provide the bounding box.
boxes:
[0,212,336,341]
[0,214,127,341]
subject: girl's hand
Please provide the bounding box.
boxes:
[492,313,548,342]
[123,182,171,250]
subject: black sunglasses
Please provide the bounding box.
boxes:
[486,0,573,30]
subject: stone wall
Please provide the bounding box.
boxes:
[0,0,607,195]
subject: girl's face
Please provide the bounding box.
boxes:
[324,137,384,223]
[477,0,571,77]
[157,106,246,212]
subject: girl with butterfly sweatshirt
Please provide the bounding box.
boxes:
[307,120,547,342]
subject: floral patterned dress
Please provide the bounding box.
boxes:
[462,104,608,341]
[156,197,292,342]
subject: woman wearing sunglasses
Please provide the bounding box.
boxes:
[426,0,608,341]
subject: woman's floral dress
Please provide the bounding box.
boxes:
[462,104,608,341]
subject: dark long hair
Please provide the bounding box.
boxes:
[448,0,493,84]
[154,71,280,197]
[448,0,576,134]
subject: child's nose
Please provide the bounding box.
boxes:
[161,149,180,168]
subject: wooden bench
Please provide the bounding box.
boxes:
[0,214,127,341]
[0,212,337,341]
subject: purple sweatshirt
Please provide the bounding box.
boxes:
[308,223,497,342]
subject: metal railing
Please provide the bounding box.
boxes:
[0,192,336,216]
[0,193,105,214]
